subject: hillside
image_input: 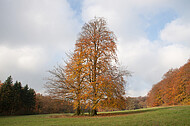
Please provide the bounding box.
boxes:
[147,60,190,106]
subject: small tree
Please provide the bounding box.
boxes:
[46,52,87,115]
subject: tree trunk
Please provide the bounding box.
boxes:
[91,109,97,116]
[75,106,81,115]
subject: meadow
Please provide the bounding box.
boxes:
[0,105,189,126]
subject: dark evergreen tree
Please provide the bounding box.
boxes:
[0,76,36,115]
[21,85,36,114]
[0,76,14,115]
[12,81,22,114]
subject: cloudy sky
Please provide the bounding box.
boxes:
[0,0,190,97]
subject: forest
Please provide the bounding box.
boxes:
[0,76,35,115]
[147,59,190,106]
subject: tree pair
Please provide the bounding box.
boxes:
[46,17,130,116]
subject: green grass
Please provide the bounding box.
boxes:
[0,106,190,126]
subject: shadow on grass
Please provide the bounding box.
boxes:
[45,106,173,118]
[97,106,172,117]
[0,106,177,119]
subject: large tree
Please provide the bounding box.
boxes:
[76,17,130,115]
[46,17,129,116]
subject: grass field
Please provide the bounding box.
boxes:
[0,105,189,126]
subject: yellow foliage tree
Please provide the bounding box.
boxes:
[46,17,130,116]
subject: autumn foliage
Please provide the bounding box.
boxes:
[46,17,129,115]
[35,93,74,114]
[147,60,190,107]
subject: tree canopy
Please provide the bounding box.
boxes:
[46,17,130,115]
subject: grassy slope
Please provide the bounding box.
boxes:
[0,106,189,126]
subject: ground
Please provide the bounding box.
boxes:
[0,105,190,126]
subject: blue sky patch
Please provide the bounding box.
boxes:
[67,0,83,16]
[142,10,178,41]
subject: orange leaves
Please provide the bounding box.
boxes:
[46,17,130,115]
[75,17,129,113]
[147,59,190,107]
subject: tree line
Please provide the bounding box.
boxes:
[0,75,148,116]
[0,76,36,115]
[125,96,147,110]
[147,59,190,107]
[45,17,130,116]
[35,93,74,114]
[0,76,75,115]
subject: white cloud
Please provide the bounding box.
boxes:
[0,46,46,72]
[127,89,149,97]
[0,0,81,92]
[0,0,80,50]
[158,44,190,69]
[0,45,48,90]
[160,19,190,46]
